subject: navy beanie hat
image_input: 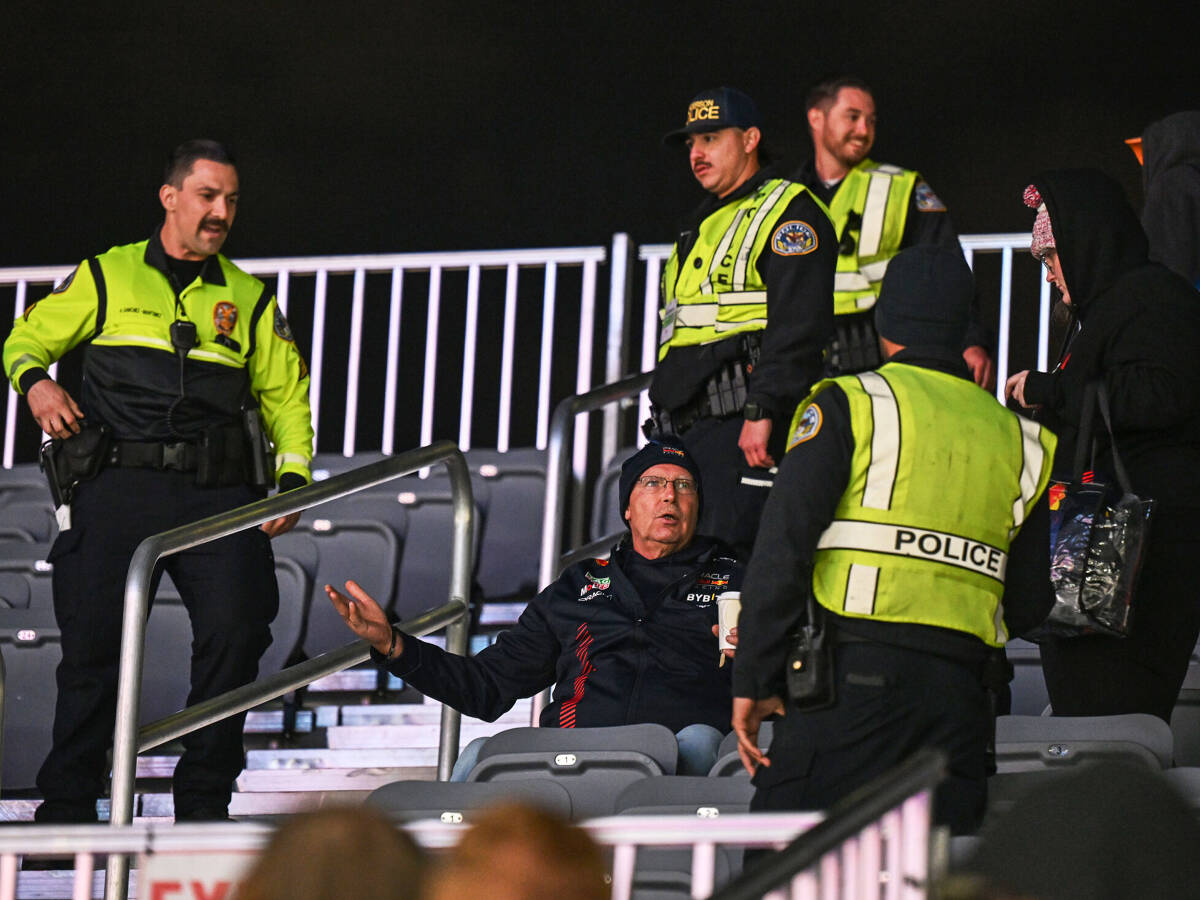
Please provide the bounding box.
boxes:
[618,438,703,522]
[874,245,973,352]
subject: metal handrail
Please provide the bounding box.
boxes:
[710,747,946,899]
[532,370,653,725]
[104,441,474,900]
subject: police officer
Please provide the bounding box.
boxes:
[648,86,837,558]
[3,139,314,823]
[793,75,994,385]
[731,246,1055,833]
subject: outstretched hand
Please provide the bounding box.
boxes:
[732,695,785,776]
[324,580,397,657]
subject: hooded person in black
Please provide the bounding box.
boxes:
[1140,111,1200,289]
[1006,167,1200,721]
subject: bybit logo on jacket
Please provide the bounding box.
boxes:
[687,99,721,123]
[578,571,612,603]
[685,571,730,606]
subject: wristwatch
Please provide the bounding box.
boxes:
[743,402,771,421]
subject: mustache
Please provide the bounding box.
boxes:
[200,218,228,232]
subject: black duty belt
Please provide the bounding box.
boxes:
[109,440,199,472]
[647,358,751,437]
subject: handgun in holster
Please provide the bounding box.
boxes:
[242,404,275,490]
[39,422,111,509]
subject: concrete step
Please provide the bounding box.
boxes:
[244,707,316,732]
[9,869,137,900]
[336,699,533,727]
[140,789,373,818]
[0,788,375,826]
[235,766,435,792]
[245,746,440,769]
[327,720,520,749]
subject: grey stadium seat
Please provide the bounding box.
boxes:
[590,447,636,542]
[0,622,61,788]
[709,722,772,778]
[614,777,752,900]
[988,713,1177,821]
[994,713,1175,773]
[614,775,755,816]
[386,477,485,621]
[0,541,56,629]
[454,447,546,602]
[365,778,572,823]
[466,724,679,820]
[0,494,57,543]
[1006,638,1050,717]
[293,518,400,657]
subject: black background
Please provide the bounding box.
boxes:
[3,1,1194,265]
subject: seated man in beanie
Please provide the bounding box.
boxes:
[327,439,744,777]
[732,246,1056,834]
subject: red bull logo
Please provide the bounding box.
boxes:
[1048,483,1065,511]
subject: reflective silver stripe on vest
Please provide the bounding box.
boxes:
[668,292,768,330]
[8,353,42,383]
[858,171,894,258]
[844,563,880,614]
[835,272,872,292]
[835,258,892,295]
[1011,416,1047,529]
[857,372,900,510]
[702,209,748,294]
[277,452,310,470]
[817,520,1009,582]
[733,181,791,290]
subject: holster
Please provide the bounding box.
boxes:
[644,333,762,438]
[194,422,249,487]
[785,594,836,711]
[242,405,276,490]
[39,423,111,507]
[980,648,1014,776]
[824,314,883,377]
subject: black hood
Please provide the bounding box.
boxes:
[1029,168,1149,313]
[1142,111,1200,190]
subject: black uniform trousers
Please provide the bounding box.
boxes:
[749,642,991,835]
[35,466,277,822]
[677,415,780,559]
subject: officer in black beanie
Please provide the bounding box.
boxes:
[732,245,1056,835]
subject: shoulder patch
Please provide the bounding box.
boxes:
[914,181,947,212]
[771,220,818,256]
[51,266,79,294]
[787,403,823,449]
[273,306,295,342]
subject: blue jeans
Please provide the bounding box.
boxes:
[449,723,725,781]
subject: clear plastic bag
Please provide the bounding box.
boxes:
[1031,478,1154,639]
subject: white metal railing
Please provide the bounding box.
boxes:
[2,233,1044,475]
[640,233,1049,406]
[0,795,941,900]
[0,813,821,900]
[0,242,635,510]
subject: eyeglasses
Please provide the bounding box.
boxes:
[1038,250,1057,273]
[635,476,698,494]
